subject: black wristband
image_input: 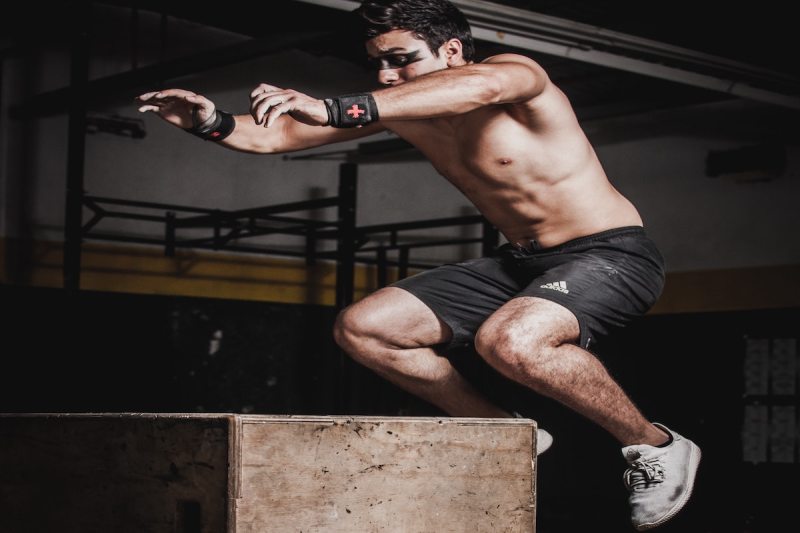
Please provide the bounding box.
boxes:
[185,109,235,141]
[323,93,379,128]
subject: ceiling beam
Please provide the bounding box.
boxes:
[295,0,800,110]
[10,31,332,119]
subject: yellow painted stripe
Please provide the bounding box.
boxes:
[650,265,800,314]
[0,238,398,305]
[1,237,798,313]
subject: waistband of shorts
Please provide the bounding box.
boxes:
[504,225,646,254]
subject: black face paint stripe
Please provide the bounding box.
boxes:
[367,50,424,70]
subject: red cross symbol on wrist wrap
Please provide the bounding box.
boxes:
[346,104,365,118]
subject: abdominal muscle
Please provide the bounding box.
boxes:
[389,100,644,249]
[471,175,644,249]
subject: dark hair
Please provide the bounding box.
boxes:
[356,0,475,61]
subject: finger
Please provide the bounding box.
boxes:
[184,94,205,105]
[185,94,215,111]
[265,101,293,128]
[153,88,195,99]
[249,91,283,119]
[249,92,272,121]
[250,90,283,105]
[257,95,290,124]
[184,95,216,124]
[137,92,159,101]
[249,84,281,98]
[138,105,160,113]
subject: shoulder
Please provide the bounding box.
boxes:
[477,54,552,102]
[479,54,551,87]
[480,53,547,74]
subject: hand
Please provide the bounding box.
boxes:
[249,83,329,128]
[135,89,216,129]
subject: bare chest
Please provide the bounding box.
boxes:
[388,107,567,193]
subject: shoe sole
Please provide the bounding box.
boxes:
[536,428,553,455]
[635,441,702,531]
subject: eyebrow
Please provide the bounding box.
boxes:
[368,47,409,57]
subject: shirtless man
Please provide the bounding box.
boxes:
[136,0,700,529]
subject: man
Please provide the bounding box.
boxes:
[136,0,700,529]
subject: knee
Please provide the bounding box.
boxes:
[333,306,363,352]
[332,304,387,356]
[474,319,558,377]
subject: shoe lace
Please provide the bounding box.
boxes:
[624,457,665,490]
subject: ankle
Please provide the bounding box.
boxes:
[621,425,671,447]
[645,425,672,447]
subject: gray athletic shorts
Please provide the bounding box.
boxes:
[390,226,665,352]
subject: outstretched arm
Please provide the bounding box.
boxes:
[373,54,549,120]
[250,54,549,127]
[136,88,384,154]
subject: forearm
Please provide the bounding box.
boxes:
[213,113,384,154]
[137,87,380,153]
[215,115,285,154]
[373,66,500,120]
[372,60,545,121]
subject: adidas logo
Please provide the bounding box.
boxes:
[540,281,569,294]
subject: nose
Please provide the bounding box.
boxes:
[378,68,401,86]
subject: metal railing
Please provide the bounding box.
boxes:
[79,163,498,308]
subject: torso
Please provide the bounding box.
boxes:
[383,80,643,249]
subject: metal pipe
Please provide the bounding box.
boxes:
[454,0,794,83]
[175,197,341,227]
[470,28,800,110]
[293,0,800,109]
[84,195,217,213]
[358,215,484,234]
[356,237,482,252]
[336,163,358,309]
[64,1,91,291]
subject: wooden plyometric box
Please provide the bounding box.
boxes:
[0,414,538,532]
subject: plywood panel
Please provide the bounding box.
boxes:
[234,416,536,532]
[0,413,232,533]
[0,414,537,532]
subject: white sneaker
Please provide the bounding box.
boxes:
[622,423,701,530]
[511,412,553,455]
[536,428,553,455]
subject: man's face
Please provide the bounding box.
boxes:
[365,30,449,86]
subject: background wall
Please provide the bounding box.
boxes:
[1,4,798,532]
[2,4,799,293]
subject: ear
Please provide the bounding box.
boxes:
[441,38,464,66]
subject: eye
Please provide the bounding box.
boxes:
[366,55,409,70]
[367,49,424,71]
[389,55,409,66]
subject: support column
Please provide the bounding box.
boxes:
[63,1,91,291]
[335,163,357,309]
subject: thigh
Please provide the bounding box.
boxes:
[390,256,522,352]
[341,286,452,349]
[514,249,665,350]
[480,296,581,348]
